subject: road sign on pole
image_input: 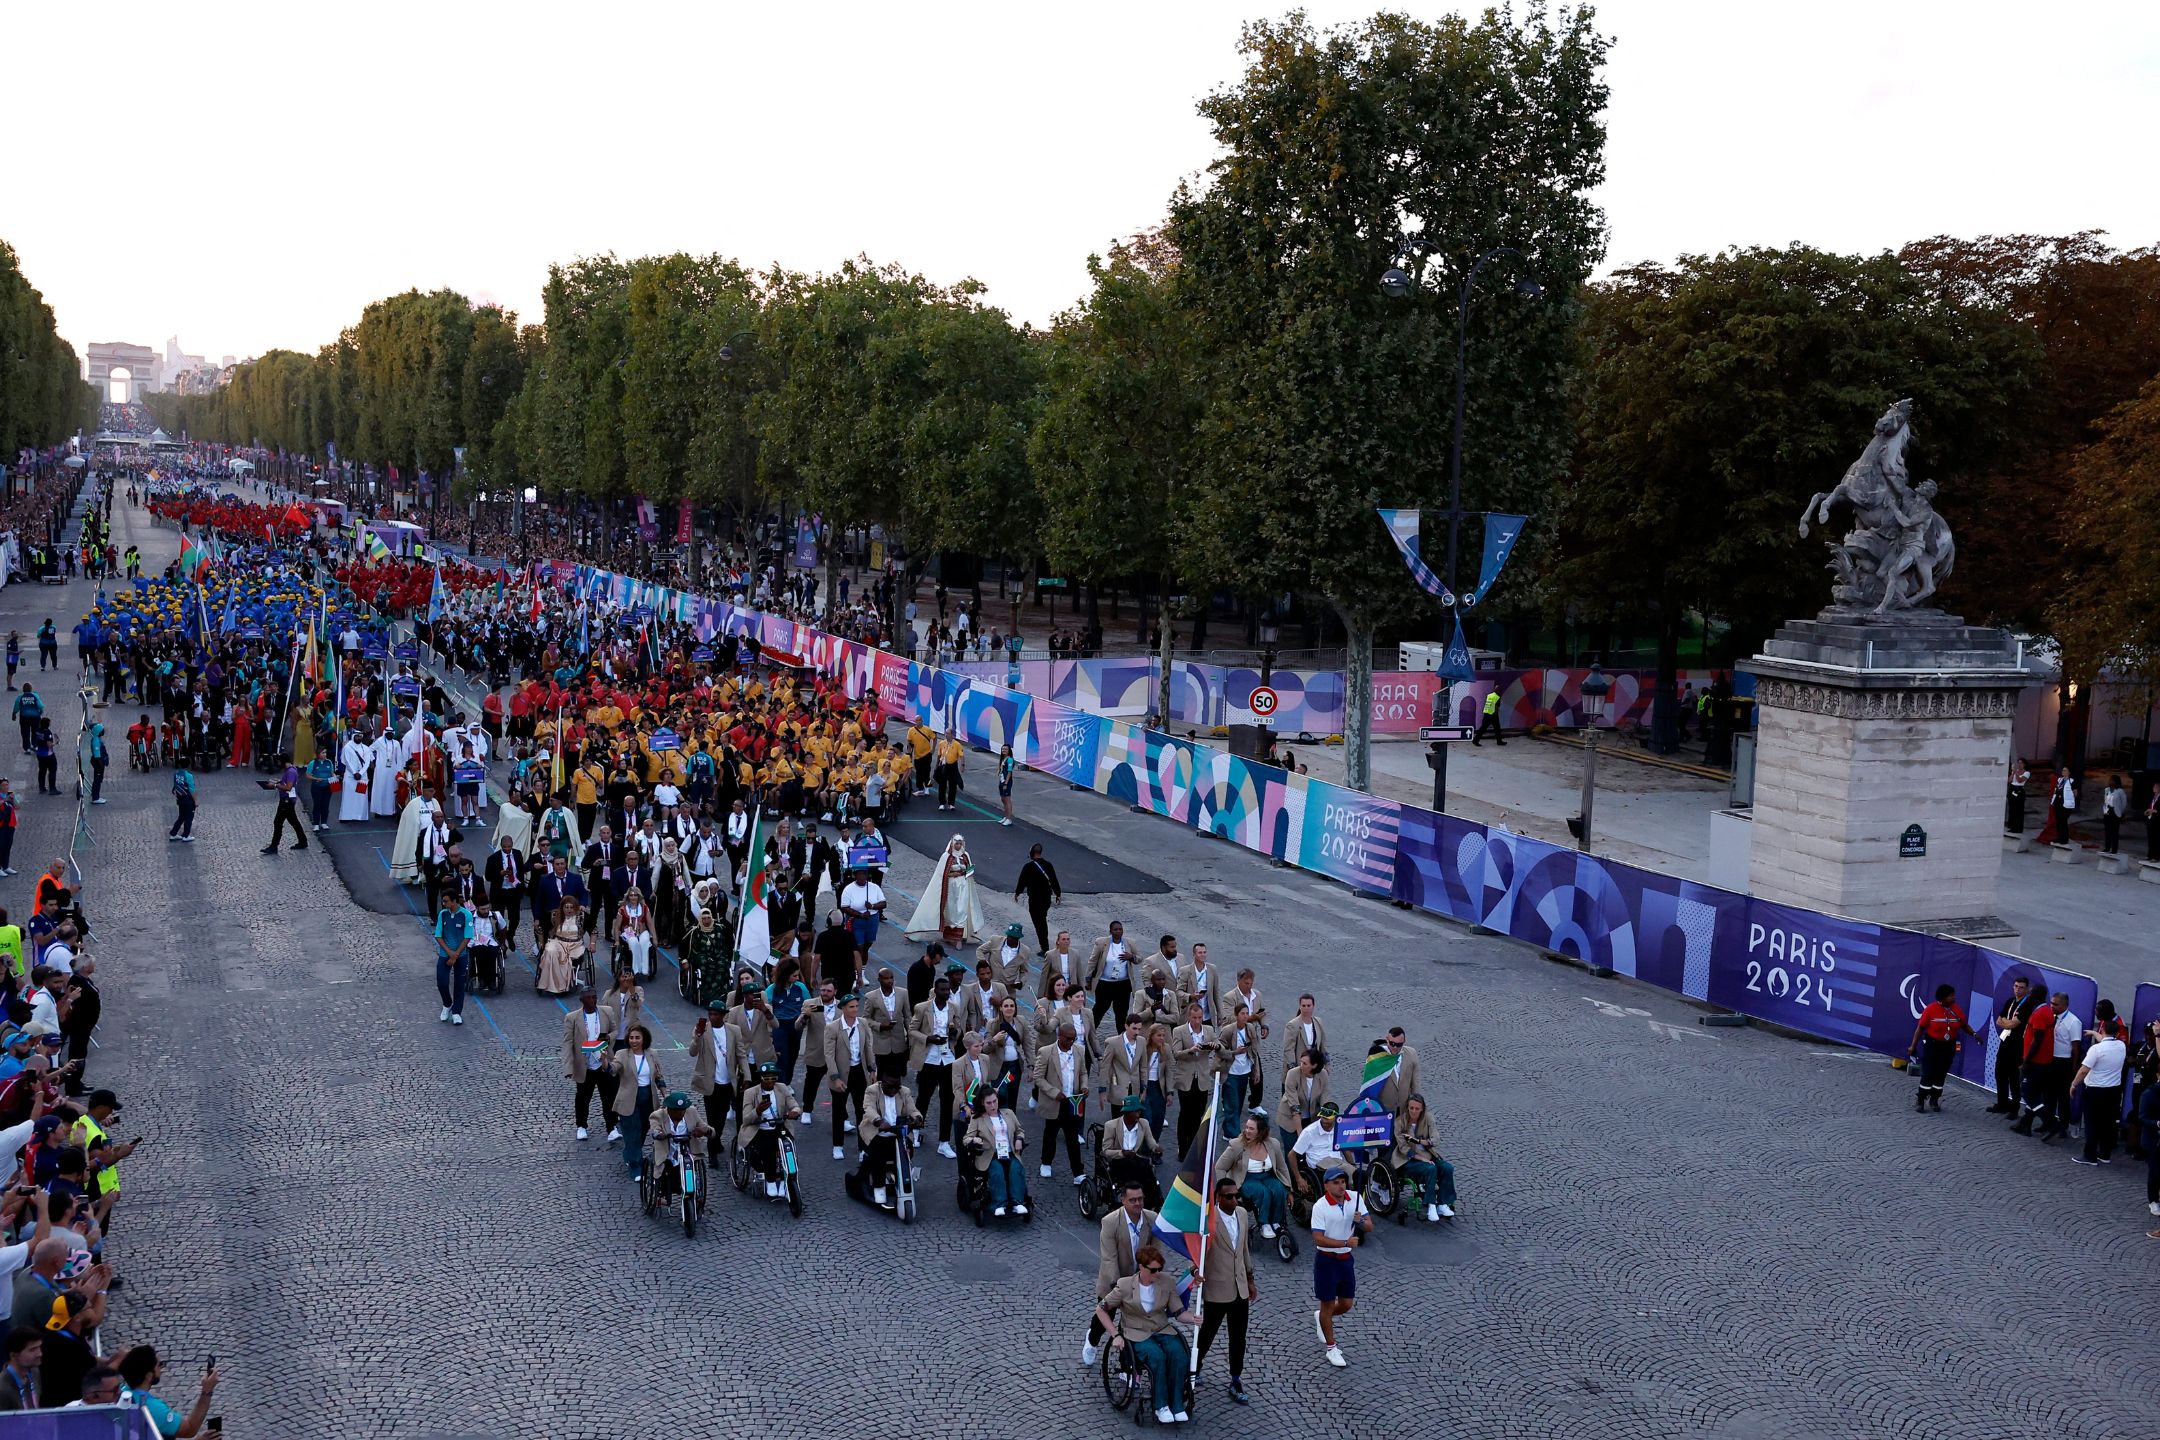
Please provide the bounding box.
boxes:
[1419,724,1475,742]
[1248,686,1280,719]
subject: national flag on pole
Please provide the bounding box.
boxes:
[427,565,447,624]
[363,529,392,563]
[528,575,543,626]
[1151,1076,1221,1306]
[578,607,590,656]
[733,805,776,970]
[1356,1049,1400,1109]
[178,537,203,578]
[218,585,238,634]
[301,616,321,686]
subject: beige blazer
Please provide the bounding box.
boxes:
[864,985,912,1055]
[907,997,965,1071]
[1274,1065,1330,1136]
[1095,1206,1161,1298]
[974,937,1030,992]
[1380,1044,1422,1114]
[689,1019,750,1094]
[1033,1039,1091,1110]
[1038,946,1085,1001]
[560,1006,614,1080]
[725,1004,779,1068]
[961,1109,1026,1173]
[1198,1205,1257,1302]
[1099,1116,1160,1162]
[1281,1013,1329,1069]
[607,1049,668,1116]
[949,1053,997,1114]
[1101,1031,1152,1101]
[1101,1272,1188,1340]
[1168,1023,1220,1093]
[856,1083,924,1148]
[1217,1133,1293,1189]
[732,1081,802,1152]
[959,980,1010,1037]
[643,1107,714,1168]
[1175,962,1227,1025]
[1084,936,1138,995]
[824,1014,872,1076]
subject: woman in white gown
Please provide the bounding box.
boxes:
[904,834,988,945]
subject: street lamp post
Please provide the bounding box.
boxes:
[1572,664,1610,850]
[1385,243,1542,814]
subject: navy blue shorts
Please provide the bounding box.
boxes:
[1314,1250,1355,1302]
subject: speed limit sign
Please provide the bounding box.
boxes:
[1248,685,1280,718]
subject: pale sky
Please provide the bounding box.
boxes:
[12,0,2158,368]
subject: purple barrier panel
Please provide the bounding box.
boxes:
[1093,722,1203,823]
[1953,946,2102,1091]
[1506,839,1746,1003]
[1297,779,1402,896]
[1390,805,1493,923]
[1717,899,1923,1048]
[1027,698,1106,786]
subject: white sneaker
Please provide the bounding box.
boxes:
[1000,818,1013,827]
[439,1007,452,1022]
[1425,1204,1439,1222]
[937,1142,957,1159]
[1013,1202,1029,1215]
[1260,1223,1276,1238]
[1437,1203,1455,1218]
[606,1127,621,1143]
[2150,1201,2160,1217]
[1155,1409,1175,1425]
[1072,1171,1088,1187]
[576,1127,589,1141]
[1081,1341,1099,1366]
[1040,1163,1053,1179]
[451,1014,464,1025]
[993,1205,1007,1217]
[180,835,196,843]
[833,1145,846,1161]
[873,1185,888,1205]
[1325,1345,1346,1368]
[1173,1411,1189,1424]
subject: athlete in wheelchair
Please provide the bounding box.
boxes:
[733,1061,804,1204]
[641,1091,713,1207]
[1099,1095,1163,1208]
[1093,1240,1197,1426]
[957,1085,1032,1223]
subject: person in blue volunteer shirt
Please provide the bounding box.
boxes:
[434,894,475,1026]
[9,686,40,754]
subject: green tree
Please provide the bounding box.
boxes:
[1168,8,1611,788]
[0,240,88,456]
[1554,246,2041,721]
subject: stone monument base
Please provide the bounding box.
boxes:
[1743,612,2033,933]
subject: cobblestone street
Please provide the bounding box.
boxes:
[23,494,2159,1440]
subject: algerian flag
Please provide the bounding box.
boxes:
[734,804,775,972]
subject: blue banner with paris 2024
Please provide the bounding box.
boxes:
[1297,781,1401,896]
[1712,899,1917,1049]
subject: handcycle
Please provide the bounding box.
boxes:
[845,1120,918,1223]
[730,1123,805,1218]
[640,1134,709,1239]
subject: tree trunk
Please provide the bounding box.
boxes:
[1156,579,1175,731]
[823,518,840,623]
[1191,598,1210,653]
[1651,602,1682,754]
[1337,604,1374,791]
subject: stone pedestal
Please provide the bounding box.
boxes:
[1743,611,2034,935]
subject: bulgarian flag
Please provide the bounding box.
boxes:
[733,804,776,971]
[1151,1074,1221,1306]
[178,536,207,578]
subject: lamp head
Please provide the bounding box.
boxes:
[1379,267,1414,301]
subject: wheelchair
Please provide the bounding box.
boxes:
[1237,1189,1299,1263]
[1099,1331,1195,1427]
[956,1137,1034,1228]
[1077,1123,1161,1221]
[731,1127,805,1218]
[640,1137,709,1238]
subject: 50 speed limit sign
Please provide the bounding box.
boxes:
[1248,685,1280,718]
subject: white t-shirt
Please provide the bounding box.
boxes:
[653,783,682,808]
[2081,1036,2127,1089]
[2053,1011,2080,1059]
[1292,1120,1347,1174]
[1311,1192,1368,1248]
[42,943,74,977]
[841,882,886,915]
[1100,941,1129,981]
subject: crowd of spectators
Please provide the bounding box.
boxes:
[95,405,158,439]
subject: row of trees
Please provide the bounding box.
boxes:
[0,242,96,459]
[139,8,2160,774]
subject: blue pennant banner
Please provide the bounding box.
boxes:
[1375,508,1456,605]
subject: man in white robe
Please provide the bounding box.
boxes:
[388,792,441,885]
[369,727,406,818]
[338,733,374,823]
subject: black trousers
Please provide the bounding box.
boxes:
[1473,711,1504,744]
[1198,1297,1250,1377]
[573,1066,620,1128]
[1180,1083,1219,1157]
[1994,1044,2023,1109]
[268,798,307,850]
[1026,898,1052,953]
[913,754,932,790]
[936,765,960,807]
[1916,1038,1955,1098]
[917,1063,953,1143]
[495,890,523,946]
[1094,979,1131,1027]
[2103,813,2121,853]
[1041,1100,1086,1175]
[873,1047,908,1082]
[2082,1086,2122,1161]
[703,1084,738,1154]
[833,1063,868,1146]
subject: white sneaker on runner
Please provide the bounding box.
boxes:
[576,1127,589,1141]
[1325,1346,1346,1368]
[833,1146,846,1160]
[1040,1163,1053,1179]
[439,1007,452,1022]
[451,1014,463,1025]
[1081,1341,1099,1366]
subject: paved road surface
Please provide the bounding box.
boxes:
[31,488,2159,1439]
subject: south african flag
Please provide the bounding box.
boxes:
[733,805,775,972]
[1151,1075,1219,1305]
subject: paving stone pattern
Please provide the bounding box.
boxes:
[26,491,2159,1438]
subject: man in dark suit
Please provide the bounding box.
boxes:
[583,826,630,940]
[533,853,589,952]
[1013,843,1063,956]
[483,834,528,947]
[1989,975,2042,1114]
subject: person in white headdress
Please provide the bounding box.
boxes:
[904,834,987,945]
[369,722,407,818]
[389,786,445,886]
[493,790,534,858]
[338,728,375,823]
